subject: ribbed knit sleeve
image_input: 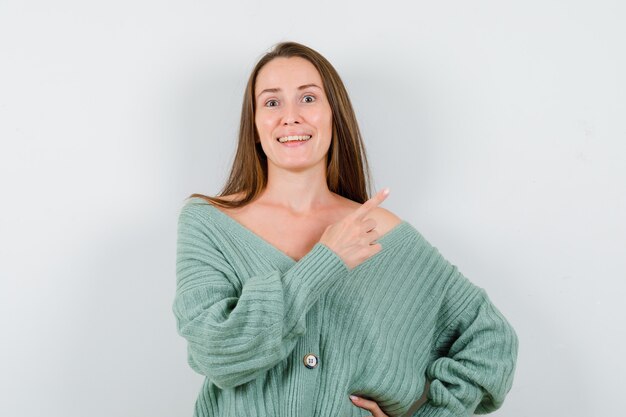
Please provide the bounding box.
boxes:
[172,204,349,390]
[411,272,519,417]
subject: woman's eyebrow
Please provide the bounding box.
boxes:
[256,83,322,99]
[297,83,322,91]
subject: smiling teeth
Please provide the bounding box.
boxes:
[278,135,312,143]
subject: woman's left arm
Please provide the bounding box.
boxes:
[351,289,518,417]
[350,233,518,417]
[412,287,519,416]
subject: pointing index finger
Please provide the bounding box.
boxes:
[353,188,390,221]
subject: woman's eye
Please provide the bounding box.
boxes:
[303,95,315,103]
[265,99,279,107]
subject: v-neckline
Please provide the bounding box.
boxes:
[201,201,409,264]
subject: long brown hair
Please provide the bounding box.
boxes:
[188,41,373,208]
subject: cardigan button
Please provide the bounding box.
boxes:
[303,353,319,369]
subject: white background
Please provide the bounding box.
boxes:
[1,1,624,416]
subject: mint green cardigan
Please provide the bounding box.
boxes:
[173,198,518,417]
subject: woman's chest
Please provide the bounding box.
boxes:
[220,206,346,262]
[238,216,328,261]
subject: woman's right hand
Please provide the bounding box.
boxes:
[319,188,390,270]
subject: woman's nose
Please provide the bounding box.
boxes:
[281,102,301,125]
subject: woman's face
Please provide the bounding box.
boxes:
[254,57,333,173]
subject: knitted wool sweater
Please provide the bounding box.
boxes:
[173,198,518,417]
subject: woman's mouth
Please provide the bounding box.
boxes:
[277,135,312,143]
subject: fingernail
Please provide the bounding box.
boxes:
[382,187,389,196]
[350,395,359,401]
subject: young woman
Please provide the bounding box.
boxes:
[173,41,518,417]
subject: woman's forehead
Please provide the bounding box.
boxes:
[255,57,323,94]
